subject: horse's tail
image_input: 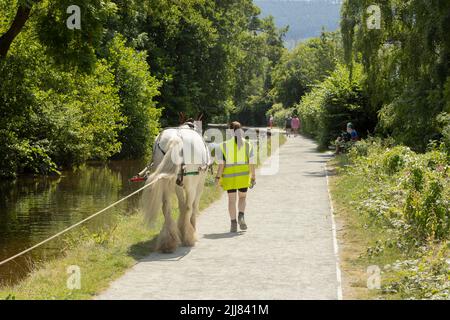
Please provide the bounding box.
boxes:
[141,135,183,226]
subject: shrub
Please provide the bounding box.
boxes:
[383,245,450,300]
[0,34,125,177]
[297,64,377,147]
[347,140,450,243]
[381,146,414,175]
[29,58,124,166]
[378,82,445,152]
[266,103,295,128]
[106,35,161,159]
[403,165,449,240]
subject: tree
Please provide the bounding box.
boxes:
[0,0,288,178]
[106,34,161,159]
[270,31,343,109]
[297,64,376,147]
[106,0,285,126]
[0,0,117,70]
[230,15,287,126]
[341,0,450,150]
[0,0,36,58]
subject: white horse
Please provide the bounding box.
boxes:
[139,123,211,253]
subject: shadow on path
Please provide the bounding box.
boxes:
[127,236,158,260]
[141,247,192,262]
[128,235,193,262]
[303,171,327,178]
[203,232,245,240]
[303,167,337,178]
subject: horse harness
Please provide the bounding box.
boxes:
[154,125,212,187]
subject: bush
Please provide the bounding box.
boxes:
[378,81,445,152]
[403,165,449,240]
[106,35,161,159]
[337,138,449,299]
[266,103,295,128]
[383,245,450,300]
[381,146,414,175]
[347,140,449,243]
[0,34,125,177]
[297,64,377,147]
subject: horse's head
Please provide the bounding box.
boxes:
[178,112,203,131]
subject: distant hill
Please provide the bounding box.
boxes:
[254,0,342,49]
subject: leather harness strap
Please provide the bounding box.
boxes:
[156,142,166,155]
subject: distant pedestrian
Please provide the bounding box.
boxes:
[285,115,292,137]
[347,122,359,141]
[291,116,301,136]
[335,122,359,154]
[268,115,274,130]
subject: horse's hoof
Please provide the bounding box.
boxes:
[156,239,179,253]
[157,243,178,253]
[182,240,196,247]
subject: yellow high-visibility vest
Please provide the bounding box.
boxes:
[219,138,253,191]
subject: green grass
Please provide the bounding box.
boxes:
[328,156,402,299]
[0,133,286,300]
[0,182,222,300]
[328,154,449,300]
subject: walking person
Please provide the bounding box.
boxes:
[291,115,301,137]
[215,122,256,232]
[285,115,292,137]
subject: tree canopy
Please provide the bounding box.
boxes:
[2,0,449,178]
[341,0,450,150]
[0,0,287,177]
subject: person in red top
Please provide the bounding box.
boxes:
[291,116,301,137]
[268,115,274,129]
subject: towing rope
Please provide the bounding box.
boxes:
[0,125,212,268]
[0,176,167,267]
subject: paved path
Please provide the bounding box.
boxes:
[97,136,340,300]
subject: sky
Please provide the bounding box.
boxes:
[254,0,342,48]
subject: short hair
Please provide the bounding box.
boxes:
[229,121,242,131]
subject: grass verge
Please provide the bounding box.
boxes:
[328,155,393,299]
[328,143,449,300]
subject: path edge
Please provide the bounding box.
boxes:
[325,159,343,300]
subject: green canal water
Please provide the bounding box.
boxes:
[0,159,147,285]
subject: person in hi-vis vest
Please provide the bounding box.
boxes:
[215,122,256,232]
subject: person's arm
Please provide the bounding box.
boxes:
[249,143,256,181]
[215,163,224,186]
[250,164,256,180]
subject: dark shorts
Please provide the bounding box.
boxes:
[227,188,248,194]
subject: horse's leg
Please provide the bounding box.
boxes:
[181,179,197,247]
[156,180,180,253]
[176,186,187,240]
[191,173,206,230]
